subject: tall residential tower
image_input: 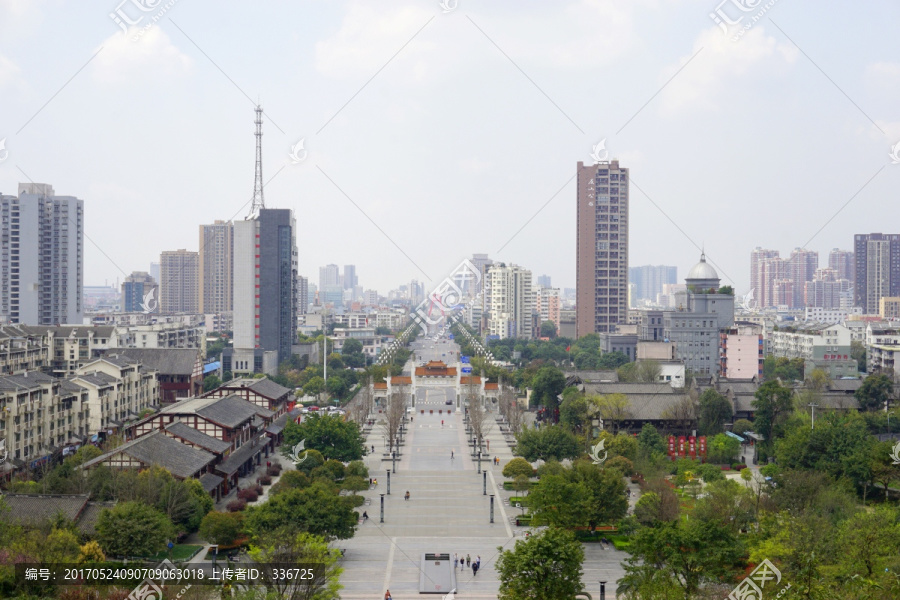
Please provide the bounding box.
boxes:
[576,160,629,336]
[0,183,83,325]
[199,220,233,313]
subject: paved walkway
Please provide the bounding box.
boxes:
[339,385,627,599]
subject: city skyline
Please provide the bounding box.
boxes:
[1,2,897,295]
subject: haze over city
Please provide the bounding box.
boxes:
[1,0,898,293]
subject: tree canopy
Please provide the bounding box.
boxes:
[495,527,585,600]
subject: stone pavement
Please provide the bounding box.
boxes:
[339,385,627,599]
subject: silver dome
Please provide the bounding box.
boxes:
[686,254,719,281]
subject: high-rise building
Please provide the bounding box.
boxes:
[804,268,851,310]
[750,247,780,307]
[828,248,854,282]
[854,233,900,314]
[535,287,561,330]
[576,160,629,336]
[537,274,552,289]
[760,256,787,308]
[319,264,340,291]
[232,209,298,372]
[122,271,159,313]
[199,220,233,313]
[0,183,83,325]
[159,250,199,314]
[788,248,818,308]
[343,265,357,290]
[297,275,309,316]
[629,265,677,303]
[150,262,160,283]
[484,263,533,339]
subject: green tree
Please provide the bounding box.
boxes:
[697,389,733,436]
[836,505,900,576]
[732,418,754,436]
[620,519,745,598]
[598,351,630,369]
[203,374,222,393]
[855,373,893,411]
[706,433,740,464]
[616,361,639,382]
[503,457,536,479]
[637,423,667,458]
[637,360,662,383]
[303,376,326,397]
[199,511,245,546]
[527,475,593,528]
[495,527,585,600]
[850,339,866,372]
[530,366,567,410]
[96,502,174,558]
[571,460,628,524]
[634,492,662,525]
[514,425,580,462]
[540,321,557,338]
[283,414,364,462]
[752,379,794,446]
[248,531,343,600]
[244,482,358,541]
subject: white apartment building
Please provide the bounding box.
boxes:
[767,322,852,360]
[484,263,533,339]
[0,372,91,472]
[74,356,158,433]
[21,325,119,377]
[0,184,83,326]
[803,306,862,324]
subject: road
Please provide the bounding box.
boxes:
[338,334,627,599]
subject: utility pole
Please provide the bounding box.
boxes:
[808,403,819,429]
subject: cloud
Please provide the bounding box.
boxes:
[658,25,797,113]
[498,0,640,69]
[0,53,21,87]
[315,3,435,79]
[92,26,191,84]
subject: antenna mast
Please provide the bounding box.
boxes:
[248,104,265,218]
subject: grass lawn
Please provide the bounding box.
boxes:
[145,544,203,562]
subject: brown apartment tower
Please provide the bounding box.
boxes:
[576,160,629,337]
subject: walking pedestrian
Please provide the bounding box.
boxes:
[451,450,454,459]
[472,562,479,576]
[453,554,459,569]
[441,419,444,427]
[362,511,368,521]
[384,589,392,600]
[487,440,490,451]
[372,445,375,453]
[405,490,410,501]
[466,554,471,567]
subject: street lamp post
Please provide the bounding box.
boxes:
[599,581,607,600]
[490,494,494,523]
[380,494,385,523]
[392,451,396,474]
[483,470,487,495]
[386,470,391,495]
[477,451,482,474]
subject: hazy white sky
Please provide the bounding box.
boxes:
[1,0,898,295]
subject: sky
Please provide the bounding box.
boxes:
[1,0,898,296]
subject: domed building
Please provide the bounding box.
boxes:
[685,253,721,291]
[664,253,736,376]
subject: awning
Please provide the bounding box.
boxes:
[726,431,745,443]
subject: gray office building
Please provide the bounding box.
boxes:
[663,254,734,375]
[0,183,83,325]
